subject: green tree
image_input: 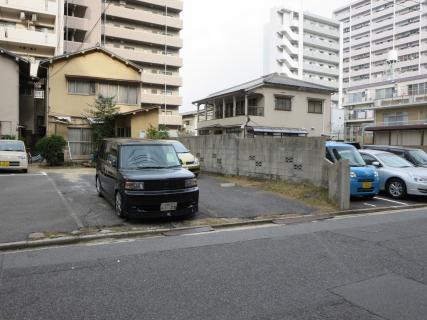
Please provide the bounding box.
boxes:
[86,95,119,149]
[36,135,67,166]
[146,124,170,140]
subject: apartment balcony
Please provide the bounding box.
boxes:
[137,0,183,11]
[303,21,340,39]
[0,0,57,16]
[303,36,339,51]
[351,4,370,16]
[370,119,427,130]
[65,16,89,31]
[108,46,182,68]
[371,51,388,63]
[372,19,393,31]
[106,5,182,30]
[372,6,394,20]
[395,34,421,46]
[351,13,370,25]
[374,94,427,109]
[141,94,182,106]
[420,55,427,64]
[303,50,339,64]
[351,24,370,37]
[104,25,183,49]
[278,36,298,55]
[351,35,370,47]
[349,68,370,77]
[345,115,374,123]
[0,26,56,48]
[159,114,182,126]
[280,25,298,41]
[304,63,339,77]
[351,56,370,66]
[395,9,419,24]
[141,72,182,87]
[371,41,392,52]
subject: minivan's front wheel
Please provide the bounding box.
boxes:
[115,192,126,218]
[96,176,103,197]
[386,178,407,200]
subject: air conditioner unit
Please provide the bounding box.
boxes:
[32,14,37,22]
[20,12,26,20]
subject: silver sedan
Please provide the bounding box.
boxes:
[359,149,427,199]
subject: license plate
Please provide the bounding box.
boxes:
[362,182,372,189]
[160,202,177,212]
[0,161,9,167]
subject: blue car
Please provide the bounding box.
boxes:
[326,142,380,198]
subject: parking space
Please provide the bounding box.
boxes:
[0,167,319,244]
[351,194,426,210]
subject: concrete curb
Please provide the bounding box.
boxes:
[1,204,426,252]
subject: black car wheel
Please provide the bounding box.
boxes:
[115,192,126,218]
[96,176,103,197]
[386,178,407,200]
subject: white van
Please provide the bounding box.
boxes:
[0,140,28,173]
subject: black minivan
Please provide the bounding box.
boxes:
[96,139,199,218]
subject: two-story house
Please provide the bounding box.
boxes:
[194,73,336,137]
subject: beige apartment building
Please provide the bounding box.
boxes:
[194,74,336,138]
[61,0,183,136]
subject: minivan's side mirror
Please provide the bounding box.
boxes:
[372,161,381,167]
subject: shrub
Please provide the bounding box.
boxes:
[36,135,67,166]
[146,125,170,140]
[1,135,16,140]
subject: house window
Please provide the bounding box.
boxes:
[68,128,93,156]
[118,85,138,105]
[236,100,245,116]
[68,80,96,95]
[225,102,233,118]
[275,96,292,111]
[308,100,323,114]
[117,127,131,138]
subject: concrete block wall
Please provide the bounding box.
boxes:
[178,136,351,210]
[178,136,327,187]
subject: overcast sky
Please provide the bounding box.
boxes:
[180,0,344,112]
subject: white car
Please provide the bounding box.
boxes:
[360,149,427,199]
[0,140,28,173]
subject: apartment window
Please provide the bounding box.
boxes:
[275,96,292,111]
[68,80,96,95]
[308,99,323,114]
[408,83,427,96]
[375,87,395,99]
[384,112,409,125]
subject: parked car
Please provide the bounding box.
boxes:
[326,142,380,198]
[364,145,427,168]
[95,139,199,219]
[0,140,28,173]
[359,149,427,199]
[166,140,200,176]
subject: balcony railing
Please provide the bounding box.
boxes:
[248,106,264,117]
[371,120,427,128]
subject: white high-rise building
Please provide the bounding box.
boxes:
[334,0,427,145]
[264,5,342,89]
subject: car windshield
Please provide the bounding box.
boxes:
[329,146,366,167]
[120,144,181,169]
[0,141,25,152]
[409,150,427,165]
[377,153,413,168]
[172,141,189,153]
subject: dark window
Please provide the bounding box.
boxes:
[248,98,258,107]
[236,100,245,116]
[226,127,241,134]
[308,100,323,114]
[117,127,131,138]
[275,96,292,111]
[225,102,234,118]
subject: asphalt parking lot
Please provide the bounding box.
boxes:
[0,167,318,243]
[350,194,426,210]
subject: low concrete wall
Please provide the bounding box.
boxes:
[178,136,327,186]
[178,136,350,209]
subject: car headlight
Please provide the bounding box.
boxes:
[413,177,427,183]
[185,178,197,188]
[350,172,357,179]
[124,181,144,190]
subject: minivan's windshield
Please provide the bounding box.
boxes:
[172,141,189,153]
[120,145,181,169]
[329,146,366,167]
[0,141,25,152]
[409,150,427,165]
[377,153,413,168]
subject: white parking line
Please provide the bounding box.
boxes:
[0,172,47,177]
[363,203,377,208]
[374,196,409,206]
